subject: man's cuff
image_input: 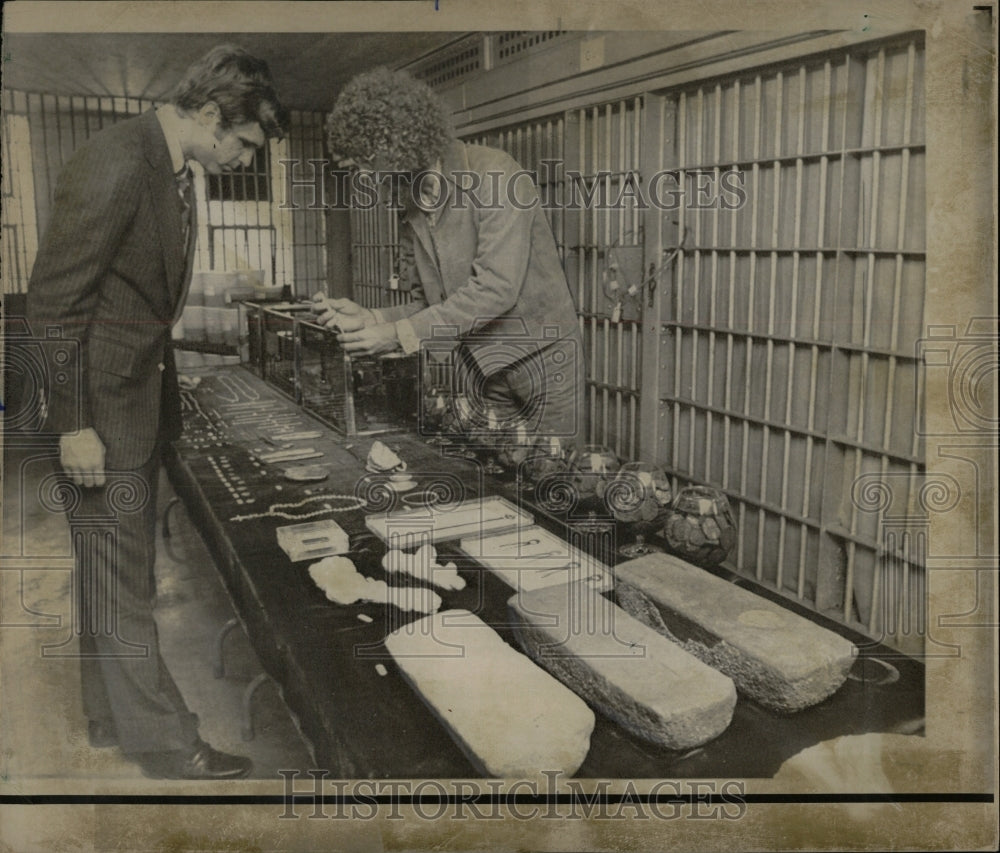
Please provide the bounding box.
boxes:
[371,308,386,324]
[395,318,422,355]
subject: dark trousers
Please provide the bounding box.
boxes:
[65,449,199,755]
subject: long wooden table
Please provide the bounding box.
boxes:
[165,366,924,778]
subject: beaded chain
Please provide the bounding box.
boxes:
[229,493,365,522]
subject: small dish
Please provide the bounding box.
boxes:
[283,464,331,482]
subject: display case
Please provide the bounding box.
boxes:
[261,306,299,401]
[250,303,419,435]
[296,317,419,436]
[238,301,265,376]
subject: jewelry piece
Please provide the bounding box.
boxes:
[229,493,365,522]
[498,538,541,549]
[180,389,210,422]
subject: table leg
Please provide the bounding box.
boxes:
[213,617,241,679]
[162,496,182,538]
[242,672,273,741]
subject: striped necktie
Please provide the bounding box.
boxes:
[175,165,193,246]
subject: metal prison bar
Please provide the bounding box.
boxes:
[660,38,926,653]
[316,34,929,653]
[350,183,412,312]
[0,89,327,298]
[468,107,643,462]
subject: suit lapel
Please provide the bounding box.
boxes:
[141,111,186,311]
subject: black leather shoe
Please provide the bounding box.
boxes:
[135,740,253,780]
[87,720,118,749]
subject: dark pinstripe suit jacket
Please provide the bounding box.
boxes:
[27,110,194,470]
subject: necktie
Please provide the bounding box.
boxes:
[175,165,193,248]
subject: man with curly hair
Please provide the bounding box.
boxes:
[315,67,584,444]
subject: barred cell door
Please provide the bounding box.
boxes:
[649,35,927,652]
[473,107,646,462]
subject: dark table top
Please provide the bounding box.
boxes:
[165,366,924,779]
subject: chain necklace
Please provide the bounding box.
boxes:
[229,493,365,522]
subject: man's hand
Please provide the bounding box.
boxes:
[60,428,107,488]
[337,323,401,356]
[310,293,375,332]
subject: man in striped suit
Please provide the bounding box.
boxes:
[27,45,287,779]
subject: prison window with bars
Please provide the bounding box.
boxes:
[205,146,272,203]
[0,90,328,298]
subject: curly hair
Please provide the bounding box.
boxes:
[170,44,289,140]
[326,68,452,173]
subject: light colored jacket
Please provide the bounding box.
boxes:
[376,140,581,375]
